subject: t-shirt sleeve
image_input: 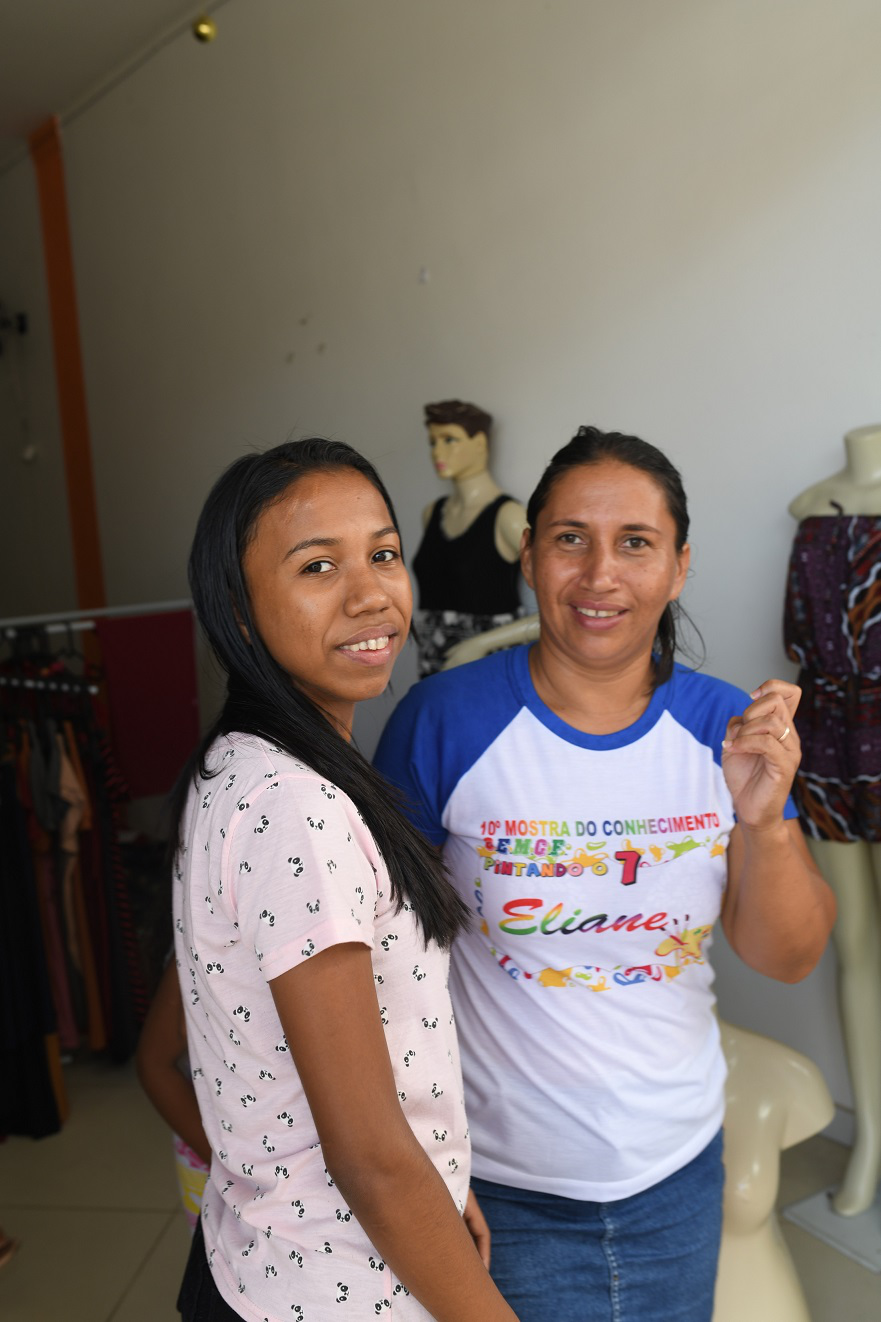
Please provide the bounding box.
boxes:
[374,685,448,846]
[224,775,376,981]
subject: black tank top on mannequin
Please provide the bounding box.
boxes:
[412,495,521,614]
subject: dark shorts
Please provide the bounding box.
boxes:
[178,1220,243,1322]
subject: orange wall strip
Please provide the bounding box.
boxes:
[29,117,106,610]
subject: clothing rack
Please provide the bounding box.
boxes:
[0,598,202,1138]
[0,599,191,638]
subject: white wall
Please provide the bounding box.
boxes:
[2,0,880,1123]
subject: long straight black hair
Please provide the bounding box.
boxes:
[526,425,702,686]
[171,437,468,948]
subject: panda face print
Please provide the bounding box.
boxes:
[254,816,270,834]
[412,965,426,981]
[403,1050,415,1068]
[301,939,315,958]
[326,859,337,874]
[275,1165,289,1179]
[223,1059,237,1073]
[317,1242,333,1254]
[368,1256,385,1272]
[233,1005,251,1022]
[289,1249,303,1268]
[448,1157,459,1173]
[239,861,252,874]
[288,857,304,877]
[431,1083,444,1099]
[433,1129,447,1142]
[306,817,324,830]
[205,961,224,974]
[258,1068,275,1081]
[241,1240,255,1257]
[306,900,320,914]
[392,1284,410,1298]
[402,901,413,913]
[237,800,250,812]
[292,1199,305,1218]
[374,1301,391,1315]
[266,1265,277,1278]
[379,933,397,952]
[204,896,214,914]
[397,1090,406,1102]
[225,773,236,790]
[373,973,384,986]
[291,1307,304,1321]
[259,908,275,927]
[263,1226,272,1239]
[379,1007,388,1026]
[262,1135,275,1153]
[229,1029,241,1046]
[275,1037,289,1053]
[336,1284,349,1302]
[202,792,212,809]
[355,887,364,905]
[240,1095,256,1108]
[335,1209,352,1223]
[320,784,336,799]
[324,1167,335,1188]
[242,1162,253,1175]
[422,1017,438,1029]
[221,1119,232,1132]
[278,1111,295,1127]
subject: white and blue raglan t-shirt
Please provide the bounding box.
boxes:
[375,644,797,1202]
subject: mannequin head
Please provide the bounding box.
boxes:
[424,399,493,482]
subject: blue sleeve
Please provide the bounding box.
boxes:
[374,679,450,846]
[374,650,527,845]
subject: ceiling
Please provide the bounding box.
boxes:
[0,0,224,173]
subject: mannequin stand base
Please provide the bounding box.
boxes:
[783,1186,881,1271]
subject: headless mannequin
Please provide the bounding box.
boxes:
[412,402,527,675]
[788,422,881,1217]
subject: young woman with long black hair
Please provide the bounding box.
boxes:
[172,438,517,1321]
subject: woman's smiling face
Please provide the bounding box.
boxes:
[522,459,690,681]
[242,467,412,734]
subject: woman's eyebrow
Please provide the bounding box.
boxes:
[546,518,662,533]
[284,527,399,559]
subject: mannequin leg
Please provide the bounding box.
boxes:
[808,838,881,1215]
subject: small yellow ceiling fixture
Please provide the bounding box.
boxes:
[193,15,218,42]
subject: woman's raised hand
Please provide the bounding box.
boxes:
[721,679,801,829]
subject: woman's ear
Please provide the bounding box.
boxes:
[233,603,251,645]
[670,543,691,602]
[520,527,534,589]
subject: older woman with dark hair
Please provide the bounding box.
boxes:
[376,425,835,1322]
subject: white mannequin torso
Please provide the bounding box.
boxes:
[788,424,881,519]
[788,421,881,1217]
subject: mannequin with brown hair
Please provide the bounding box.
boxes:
[412,400,527,675]
[786,422,881,1217]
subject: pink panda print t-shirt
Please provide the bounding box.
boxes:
[173,733,469,1321]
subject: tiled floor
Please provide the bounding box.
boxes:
[1,1056,879,1320]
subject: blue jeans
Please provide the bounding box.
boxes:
[471,1130,724,1322]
